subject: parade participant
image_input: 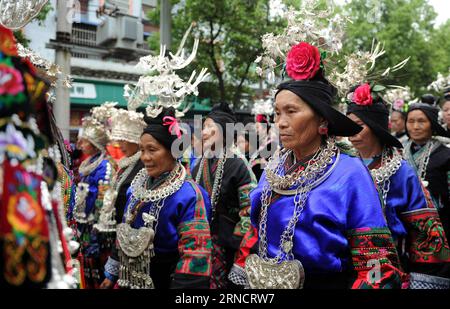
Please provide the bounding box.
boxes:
[229,3,405,288]
[102,107,212,289]
[192,102,257,289]
[441,86,450,135]
[94,108,146,233]
[93,108,146,289]
[347,84,450,288]
[236,129,257,163]
[391,110,408,145]
[250,99,277,181]
[404,95,450,243]
[69,105,116,289]
[385,87,413,146]
[0,24,76,288]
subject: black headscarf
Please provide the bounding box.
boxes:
[406,94,450,138]
[275,76,362,137]
[142,107,181,150]
[347,88,403,148]
[206,102,236,132]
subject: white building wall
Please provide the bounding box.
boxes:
[23,0,57,63]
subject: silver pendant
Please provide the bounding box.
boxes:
[245,254,305,289]
[117,223,154,258]
[282,241,293,254]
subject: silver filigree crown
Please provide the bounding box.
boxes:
[109,108,146,144]
[124,23,209,118]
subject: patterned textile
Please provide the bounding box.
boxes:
[347,227,406,289]
[72,156,114,289]
[233,183,256,238]
[233,225,258,269]
[228,225,258,286]
[210,234,228,289]
[401,208,450,263]
[0,159,50,287]
[176,181,212,277]
[408,272,450,289]
[104,256,120,277]
[176,220,212,276]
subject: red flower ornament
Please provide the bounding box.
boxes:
[286,42,321,80]
[353,83,373,106]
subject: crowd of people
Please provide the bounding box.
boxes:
[1,3,450,290]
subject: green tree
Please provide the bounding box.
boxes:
[341,0,443,95]
[148,0,284,108]
[429,20,450,79]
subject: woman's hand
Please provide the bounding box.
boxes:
[99,278,114,289]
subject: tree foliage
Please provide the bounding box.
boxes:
[148,0,285,108]
[147,0,450,105]
[341,0,449,96]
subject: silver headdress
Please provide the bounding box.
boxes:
[0,0,49,30]
[109,108,146,145]
[384,86,414,112]
[16,43,72,89]
[251,98,274,117]
[328,40,410,97]
[427,69,450,93]
[124,23,209,118]
[255,0,349,84]
[80,102,117,150]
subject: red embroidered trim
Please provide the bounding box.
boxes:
[347,227,406,289]
[401,208,450,263]
[176,220,212,277]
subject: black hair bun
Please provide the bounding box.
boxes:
[143,106,177,125]
[420,94,436,105]
[211,102,234,116]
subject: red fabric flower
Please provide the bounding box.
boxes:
[286,42,321,80]
[0,63,25,96]
[0,25,18,56]
[353,83,373,106]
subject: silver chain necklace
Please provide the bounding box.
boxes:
[195,150,227,216]
[369,147,402,209]
[95,154,141,232]
[115,152,141,191]
[404,139,437,187]
[245,138,338,289]
[118,151,141,170]
[258,138,338,262]
[130,163,186,203]
[78,152,105,176]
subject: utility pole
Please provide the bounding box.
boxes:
[160,0,171,52]
[54,0,73,140]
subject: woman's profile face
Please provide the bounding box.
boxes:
[201,118,223,152]
[79,138,99,156]
[139,133,175,178]
[347,113,380,155]
[442,100,450,127]
[118,140,139,157]
[274,90,322,152]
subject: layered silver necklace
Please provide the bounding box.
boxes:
[404,139,439,188]
[74,153,112,224]
[195,150,227,218]
[78,152,105,177]
[369,147,402,211]
[116,163,186,289]
[245,138,338,289]
[94,151,142,233]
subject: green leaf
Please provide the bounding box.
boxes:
[372,85,386,92]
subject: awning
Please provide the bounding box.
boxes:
[70,79,129,107]
[70,78,212,113]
